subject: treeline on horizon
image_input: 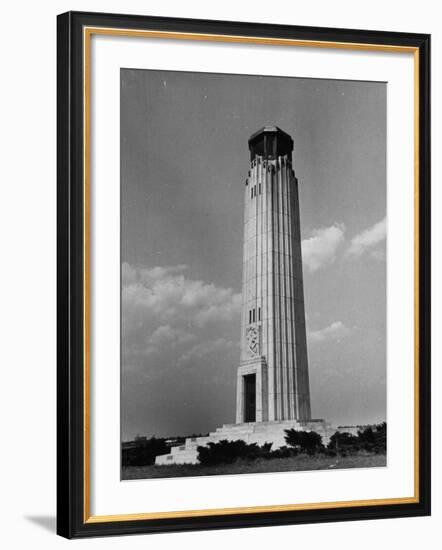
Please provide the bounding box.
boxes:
[122,423,386,468]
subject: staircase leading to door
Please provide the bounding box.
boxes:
[155,419,335,465]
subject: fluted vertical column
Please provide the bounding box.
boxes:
[236,127,311,424]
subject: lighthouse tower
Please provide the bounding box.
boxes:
[155,127,334,466]
[236,126,311,423]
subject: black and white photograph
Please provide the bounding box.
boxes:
[0,0,434,545]
[120,69,387,480]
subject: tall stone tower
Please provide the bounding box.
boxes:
[236,126,311,424]
[156,127,334,465]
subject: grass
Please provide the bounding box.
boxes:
[122,452,386,480]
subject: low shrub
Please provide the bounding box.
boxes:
[284,429,324,455]
[327,423,387,455]
[357,422,387,454]
[327,432,360,455]
[323,448,337,457]
[268,446,297,459]
[197,440,272,465]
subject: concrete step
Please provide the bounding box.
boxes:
[155,420,336,465]
[211,431,254,438]
[156,451,198,465]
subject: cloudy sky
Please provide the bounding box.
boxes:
[121,69,386,441]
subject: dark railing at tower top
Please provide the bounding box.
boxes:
[248,126,294,161]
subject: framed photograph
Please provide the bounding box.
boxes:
[57,11,431,538]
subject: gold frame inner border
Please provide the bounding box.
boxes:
[82,26,421,524]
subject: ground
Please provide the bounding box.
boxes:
[122,453,386,480]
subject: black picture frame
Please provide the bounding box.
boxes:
[57,10,431,539]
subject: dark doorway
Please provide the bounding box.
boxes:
[244,374,256,422]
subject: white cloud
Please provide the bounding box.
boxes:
[122,263,241,365]
[122,262,187,286]
[308,321,350,344]
[178,338,236,365]
[346,217,386,259]
[149,325,194,346]
[144,325,195,356]
[302,224,345,272]
[122,263,241,327]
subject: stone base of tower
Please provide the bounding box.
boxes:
[155,419,335,466]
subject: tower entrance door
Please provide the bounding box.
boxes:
[244,374,256,422]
